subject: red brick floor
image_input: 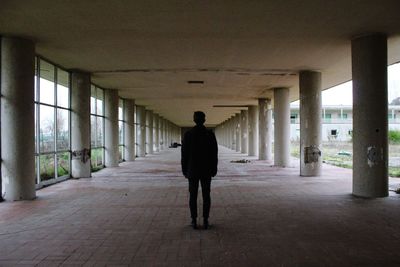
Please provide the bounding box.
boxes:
[1,147,400,266]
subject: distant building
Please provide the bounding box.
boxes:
[289,105,400,141]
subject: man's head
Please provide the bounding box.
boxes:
[193,111,206,125]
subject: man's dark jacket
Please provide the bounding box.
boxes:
[181,125,218,179]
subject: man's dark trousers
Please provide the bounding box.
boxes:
[189,177,211,220]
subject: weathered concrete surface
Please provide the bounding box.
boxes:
[136,106,146,157]
[71,71,91,178]
[240,110,248,154]
[258,99,268,160]
[0,147,400,266]
[300,71,322,176]
[124,99,135,161]
[248,105,258,157]
[146,110,154,154]
[274,87,291,167]
[154,114,160,152]
[352,33,388,198]
[1,37,36,200]
[104,89,119,167]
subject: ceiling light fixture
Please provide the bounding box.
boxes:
[187,81,204,84]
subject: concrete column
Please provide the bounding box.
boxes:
[221,122,226,147]
[235,113,241,152]
[274,88,291,167]
[146,110,154,154]
[352,33,388,197]
[173,124,177,144]
[163,119,170,149]
[71,71,91,179]
[259,99,266,159]
[124,99,135,161]
[219,123,223,146]
[104,89,119,167]
[154,114,160,152]
[170,123,173,146]
[248,105,258,156]
[136,106,146,157]
[163,118,167,149]
[232,117,236,150]
[266,99,273,160]
[159,118,164,150]
[171,124,174,144]
[226,120,230,148]
[1,37,36,200]
[163,121,167,147]
[230,117,235,150]
[300,71,322,176]
[241,110,248,154]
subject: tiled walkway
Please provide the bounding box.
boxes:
[1,147,400,266]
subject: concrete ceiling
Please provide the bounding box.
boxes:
[1,0,400,126]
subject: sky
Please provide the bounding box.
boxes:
[291,62,400,106]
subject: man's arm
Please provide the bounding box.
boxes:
[181,132,189,178]
[210,132,218,177]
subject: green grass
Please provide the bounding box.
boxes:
[91,166,104,172]
[291,141,400,178]
[389,130,400,144]
[91,148,104,172]
[389,167,400,177]
[322,155,352,169]
[291,147,300,158]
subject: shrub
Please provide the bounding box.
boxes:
[389,167,400,177]
[389,130,400,144]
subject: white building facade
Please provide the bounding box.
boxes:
[289,105,400,141]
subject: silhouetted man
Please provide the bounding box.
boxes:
[181,111,218,229]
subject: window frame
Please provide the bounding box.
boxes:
[35,57,72,188]
[118,98,125,162]
[90,85,106,171]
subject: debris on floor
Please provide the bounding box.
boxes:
[230,159,251,163]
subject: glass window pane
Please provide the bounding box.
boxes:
[91,149,97,169]
[119,106,123,121]
[119,99,123,120]
[35,57,38,102]
[35,156,39,184]
[119,146,123,162]
[96,88,104,115]
[91,115,96,147]
[35,104,38,153]
[96,117,104,146]
[119,121,123,145]
[97,148,104,167]
[57,109,69,151]
[39,60,55,105]
[56,68,69,87]
[91,85,96,114]
[91,148,104,171]
[40,105,55,153]
[40,154,55,181]
[91,96,96,114]
[57,152,70,177]
[57,68,69,108]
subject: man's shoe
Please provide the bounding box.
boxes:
[191,219,198,229]
[204,219,209,230]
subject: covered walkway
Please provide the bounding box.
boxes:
[0,147,399,266]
